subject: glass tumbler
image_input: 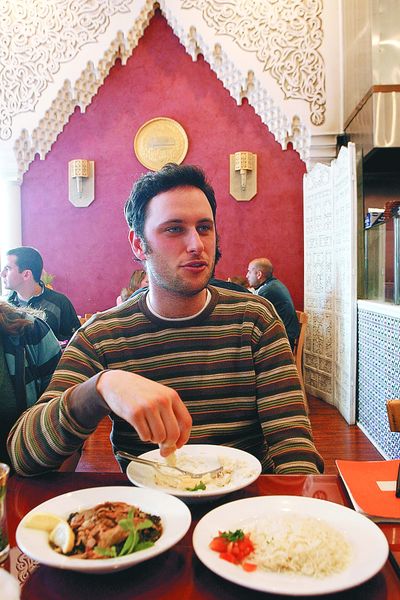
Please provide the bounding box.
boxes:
[0,462,10,563]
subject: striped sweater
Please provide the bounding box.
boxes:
[8,286,324,475]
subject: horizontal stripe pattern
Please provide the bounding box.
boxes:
[8,286,323,475]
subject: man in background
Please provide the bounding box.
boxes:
[247,257,300,350]
[1,246,80,341]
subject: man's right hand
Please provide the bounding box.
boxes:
[96,370,192,454]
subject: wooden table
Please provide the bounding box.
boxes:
[3,473,400,599]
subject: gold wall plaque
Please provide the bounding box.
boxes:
[134,117,188,171]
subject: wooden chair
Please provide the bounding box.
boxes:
[386,399,400,432]
[58,448,82,472]
[79,313,94,325]
[294,310,309,412]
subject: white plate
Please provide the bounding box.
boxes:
[126,445,261,501]
[0,569,20,600]
[16,486,191,574]
[193,495,389,596]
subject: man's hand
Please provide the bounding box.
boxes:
[96,371,192,453]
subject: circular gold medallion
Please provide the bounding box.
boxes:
[134,117,189,171]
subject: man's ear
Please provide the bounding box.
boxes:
[23,269,32,282]
[129,230,146,261]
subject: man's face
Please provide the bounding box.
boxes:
[246,262,259,288]
[133,186,216,299]
[0,255,25,291]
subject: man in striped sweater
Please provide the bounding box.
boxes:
[8,164,323,476]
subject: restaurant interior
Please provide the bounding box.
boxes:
[0,1,399,598]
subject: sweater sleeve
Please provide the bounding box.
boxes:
[252,304,324,474]
[7,329,110,476]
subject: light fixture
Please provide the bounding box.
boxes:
[229,151,257,201]
[68,159,95,207]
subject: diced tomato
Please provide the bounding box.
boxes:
[242,562,257,572]
[219,551,239,564]
[209,531,257,572]
[209,537,228,553]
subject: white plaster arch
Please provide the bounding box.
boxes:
[0,0,342,182]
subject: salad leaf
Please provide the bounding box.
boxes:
[186,481,206,491]
[93,546,117,558]
[94,514,156,558]
[220,529,245,542]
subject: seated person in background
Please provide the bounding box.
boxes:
[209,276,251,293]
[1,246,81,341]
[116,269,148,305]
[0,301,61,464]
[7,163,323,477]
[247,257,300,351]
[228,275,249,288]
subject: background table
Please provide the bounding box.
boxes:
[3,473,400,599]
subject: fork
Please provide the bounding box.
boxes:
[116,450,223,479]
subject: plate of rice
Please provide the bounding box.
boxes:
[192,495,389,595]
[126,445,261,501]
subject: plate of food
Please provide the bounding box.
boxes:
[16,486,191,573]
[192,495,389,595]
[126,445,262,501]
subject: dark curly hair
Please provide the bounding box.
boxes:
[124,163,221,262]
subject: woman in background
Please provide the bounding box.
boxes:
[0,301,61,463]
[116,269,148,305]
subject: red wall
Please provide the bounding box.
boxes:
[22,12,305,316]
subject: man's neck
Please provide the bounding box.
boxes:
[147,287,209,318]
[254,277,267,290]
[16,281,42,302]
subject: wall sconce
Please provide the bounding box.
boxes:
[229,151,257,201]
[68,159,95,207]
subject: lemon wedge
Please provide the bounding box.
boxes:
[24,512,64,532]
[49,520,75,554]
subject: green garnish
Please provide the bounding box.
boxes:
[94,511,156,558]
[220,529,245,542]
[186,481,206,491]
[93,546,117,558]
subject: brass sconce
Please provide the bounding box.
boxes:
[68,159,95,207]
[229,151,257,201]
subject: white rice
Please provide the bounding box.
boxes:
[245,514,351,578]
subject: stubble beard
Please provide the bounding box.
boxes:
[141,237,215,297]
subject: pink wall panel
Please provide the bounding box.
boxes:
[21,12,305,316]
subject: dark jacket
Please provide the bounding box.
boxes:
[2,316,61,411]
[256,276,300,348]
[1,316,61,464]
[8,282,80,340]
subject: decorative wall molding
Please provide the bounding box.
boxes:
[0,0,133,141]
[11,0,314,178]
[161,0,311,164]
[13,1,156,178]
[181,0,326,126]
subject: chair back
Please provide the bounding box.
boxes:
[294,310,308,412]
[79,313,94,326]
[386,399,400,432]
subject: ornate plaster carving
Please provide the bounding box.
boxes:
[13,1,155,177]
[0,0,133,141]
[161,1,311,164]
[12,0,312,177]
[303,146,357,424]
[181,0,326,126]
